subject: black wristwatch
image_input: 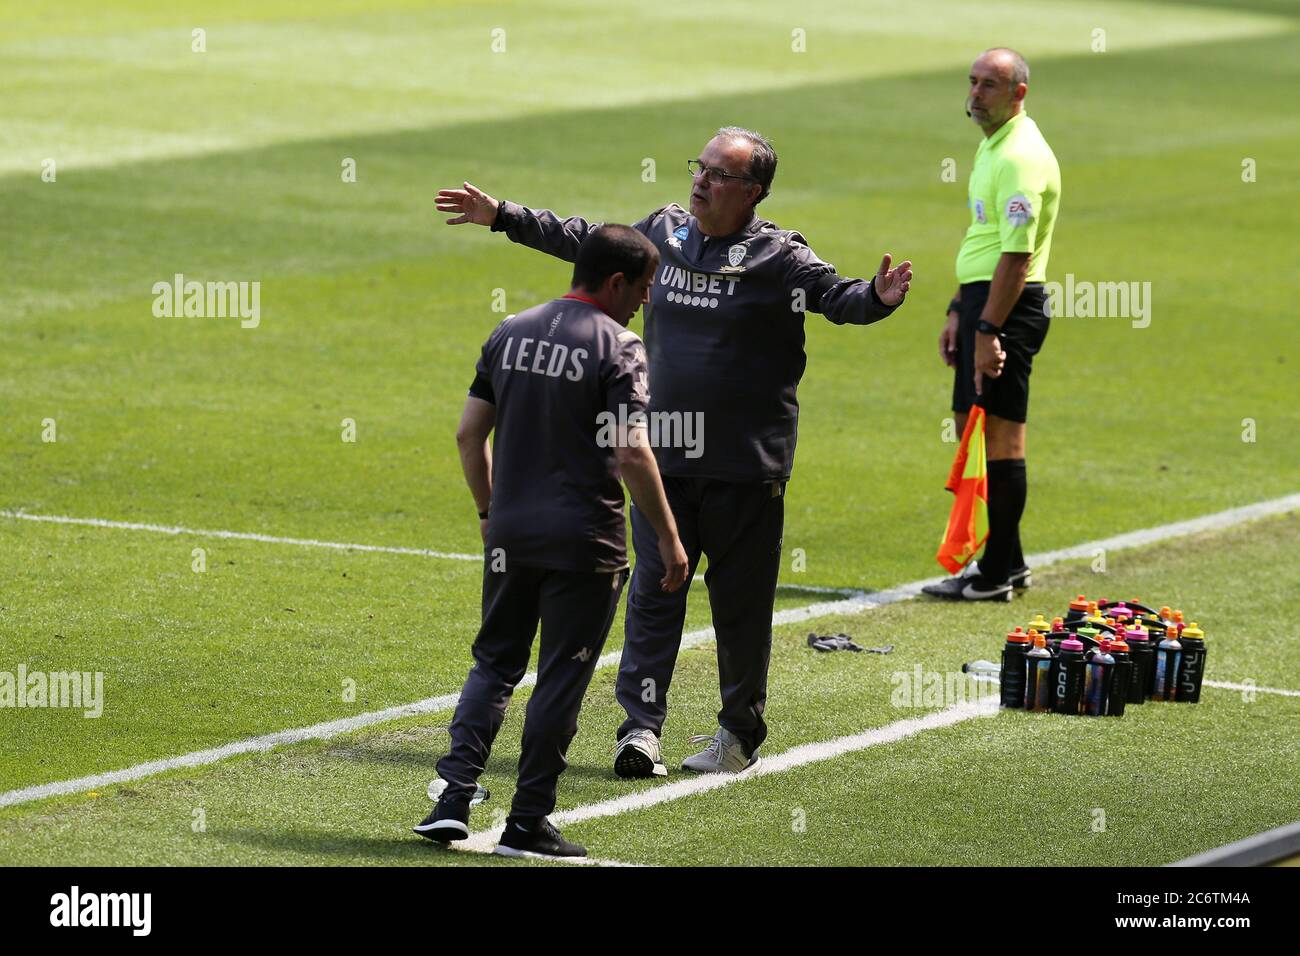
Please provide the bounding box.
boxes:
[477,509,489,520]
[947,297,961,316]
[976,319,1002,335]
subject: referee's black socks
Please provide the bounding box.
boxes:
[980,458,1027,583]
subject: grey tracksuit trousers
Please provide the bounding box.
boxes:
[615,475,785,754]
[438,564,625,819]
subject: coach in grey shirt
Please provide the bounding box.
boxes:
[436,126,912,777]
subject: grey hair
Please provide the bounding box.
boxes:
[984,47,1030,87]
[715,126,777,205]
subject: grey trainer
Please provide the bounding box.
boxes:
[680,727,760,774]
[613,729,668,779]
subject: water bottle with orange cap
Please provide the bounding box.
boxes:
[1024,631,1053,712]
[1000,626,1032,709]
[1152,626,1183,701]
[1106,635,1131,717]
[1065,594,1090,624]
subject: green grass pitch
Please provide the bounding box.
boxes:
[1,0,1297,866]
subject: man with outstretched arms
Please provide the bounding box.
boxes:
[435,126,911,778]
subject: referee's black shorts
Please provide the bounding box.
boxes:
[952,281,1051,424]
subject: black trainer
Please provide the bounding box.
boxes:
[953,559,1031,589]
[493,817,586,859]
[921,573,1013,602]
[412,798,470,843]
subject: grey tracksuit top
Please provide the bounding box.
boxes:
[493,201,899,481]
[468,296,649,573]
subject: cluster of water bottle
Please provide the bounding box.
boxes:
[996,597,1207,716]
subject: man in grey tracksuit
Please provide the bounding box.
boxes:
[414,225,689,859]
[435,126,912,776]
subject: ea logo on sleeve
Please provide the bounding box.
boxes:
[1005,194,1033,227]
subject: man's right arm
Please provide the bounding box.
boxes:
[436,182,669,263]
[435,181,601,263]
[940,288,961,368]
[456,397,496,544]
[492,200,601,262]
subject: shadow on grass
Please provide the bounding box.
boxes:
[210,826,524,865]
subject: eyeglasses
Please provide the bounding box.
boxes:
[687,159,755,185]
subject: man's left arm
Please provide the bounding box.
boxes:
[782,234,912,325]
[975,154,1042,389]
[972,251,1029,391]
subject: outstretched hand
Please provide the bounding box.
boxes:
[874,254,913,306]
[435,182,500,226]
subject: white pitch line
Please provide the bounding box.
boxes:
[0,510,482,562]
[7,489,1296,576]
[1202,679,1300,699]
[446,844,646,867]
[0,692,457,809]
[2,491,1297,811]
[461,701,994,852]
[775,582,866,597]
[1016,492,1300,567]
[713,575,863,597]
[0,509,863,596]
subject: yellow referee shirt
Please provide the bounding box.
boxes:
[955,112,1061,283]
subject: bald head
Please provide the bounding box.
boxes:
[967,48,1030,135]
[979,47,1029,87]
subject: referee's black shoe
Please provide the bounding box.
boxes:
[493,817,586,859]
[923,559,1028,598]
[964,559,1031,589]
[413,798,470,843]
[922,572,1013,602]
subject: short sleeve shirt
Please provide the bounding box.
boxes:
[955,113,1061,283]
[469,296,649,572]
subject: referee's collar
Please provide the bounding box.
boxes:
[985,110,1026,149]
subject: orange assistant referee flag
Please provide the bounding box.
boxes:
[936,406,989,574]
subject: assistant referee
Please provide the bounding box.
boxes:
[924,48,1061,602]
